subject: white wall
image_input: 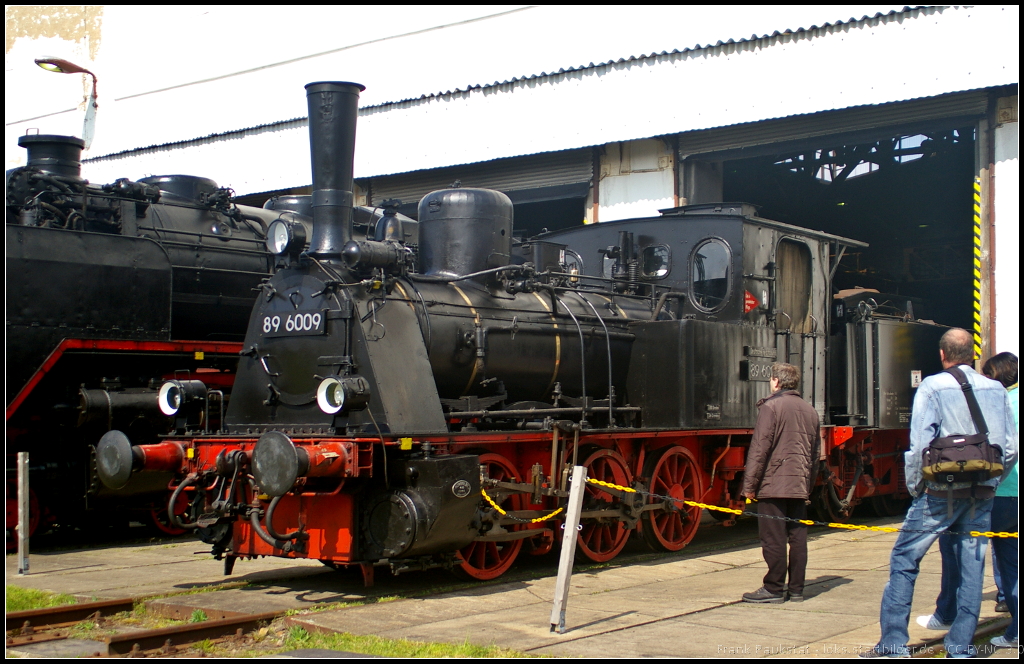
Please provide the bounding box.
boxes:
[993,103,1019,357]
[9,5,1010,183]
[596,139,675,222]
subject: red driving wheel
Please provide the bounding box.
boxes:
[641,445,702,552]
[149,488,190,536]
[457,453,524,580]
[577,447,632,563]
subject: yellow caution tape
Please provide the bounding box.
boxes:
[582,476,1017,538]
[480,487,564,523]
[586,478,637,493]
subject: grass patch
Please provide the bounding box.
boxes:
[68,620,98,637]
[5,586,77,612]
[282,626,534,658]
[285,602,360,616]
[164,580,251,597]
[190,609,208,623]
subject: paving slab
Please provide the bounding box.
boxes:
[680,603,879,642]
[555,557,733,596]
[5,539,327,600]
[532,618,815,658]
[4,638,108,658]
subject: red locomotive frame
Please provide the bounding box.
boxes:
[153,423,906,581]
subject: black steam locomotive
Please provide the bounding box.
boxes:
[4,129,409,539]
[95,81,946,581]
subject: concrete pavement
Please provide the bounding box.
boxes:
[5,537,327,600]
[288,519,1014,658]
[5,515,1015,658]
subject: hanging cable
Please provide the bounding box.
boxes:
[575,292,615,426]
[549,289,588,426]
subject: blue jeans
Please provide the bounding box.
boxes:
[990,497,1018,641]
[875,493,992,658]
[935,496,1019,642]
[934,535,956,624]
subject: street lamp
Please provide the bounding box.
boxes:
[35,57,98,150]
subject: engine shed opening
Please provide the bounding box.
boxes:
[720,127,976,331]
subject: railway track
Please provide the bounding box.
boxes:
[6,598,283,657]
[5,519,766,657]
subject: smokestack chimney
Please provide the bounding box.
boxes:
[305,81,364,259]
[18,134,86,180]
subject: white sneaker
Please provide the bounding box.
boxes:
[990,635,1018,649]
[915,614,951,631]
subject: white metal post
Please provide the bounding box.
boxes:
[550,465,587,634]
[18,451,30,575]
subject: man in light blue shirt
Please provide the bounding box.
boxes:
[862,328,1017,658]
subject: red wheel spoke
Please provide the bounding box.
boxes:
[457,453,524,581]
[576,448,632,563]
[642,446,702,553]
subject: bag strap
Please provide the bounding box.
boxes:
[944,366,989,436]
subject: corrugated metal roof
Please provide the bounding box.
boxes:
[10,7,915,147]
[358,6,937,109]
[75,5,1017,194]
[82,5,932,160]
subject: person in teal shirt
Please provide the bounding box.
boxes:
[984,352,1017,649]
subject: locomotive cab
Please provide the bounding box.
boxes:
[543,205,852,428]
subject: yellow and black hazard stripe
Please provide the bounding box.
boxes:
[972,177,983,359]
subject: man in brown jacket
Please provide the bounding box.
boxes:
[740,362,820,604]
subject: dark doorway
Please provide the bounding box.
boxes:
[512,196,587,240]
[723,128,975,329]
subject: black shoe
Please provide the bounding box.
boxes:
[787,592,804,602]
[994,600,1008,613]
[742,587,784,603]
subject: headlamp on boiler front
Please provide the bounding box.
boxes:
[315,376,371,415]
[158,379,208,416]
[267,218,306,256]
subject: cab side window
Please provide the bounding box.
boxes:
[641,245,671,279]
[690,238,731,312]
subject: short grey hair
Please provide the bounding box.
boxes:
[939,328,974,365]
[771,363,800,390]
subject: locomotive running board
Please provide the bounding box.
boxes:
[6,338,243,420]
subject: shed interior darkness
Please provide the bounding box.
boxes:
[511,196,588,240]
[722,127,975,331]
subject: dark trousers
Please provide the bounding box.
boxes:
[937,496,1018,641]
[758,498,809,595]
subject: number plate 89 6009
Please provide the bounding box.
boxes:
[740,359,772,382]
[262,310,326,337]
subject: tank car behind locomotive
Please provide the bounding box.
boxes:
[4,126,413,539]
[99,81,947,580]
